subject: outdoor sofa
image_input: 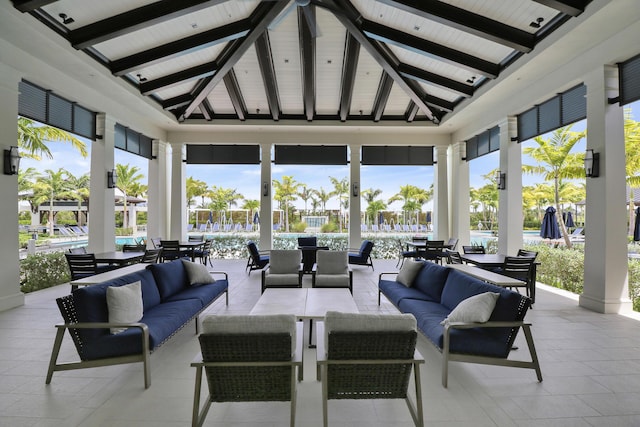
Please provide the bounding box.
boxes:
[378,260,542,387]
[46,259,229,389]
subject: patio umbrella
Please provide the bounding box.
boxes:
[208,210,213,224]
[426,211,432,223]
[634,207,640,242]
[253,211,259,225]
[563,211,575,228]
[540,206,561,239]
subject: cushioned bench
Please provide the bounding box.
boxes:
[378,260,542,387]
[46,259,229,388]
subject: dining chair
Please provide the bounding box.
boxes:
[122,244,146,252]
[396,239,418,268]
[317,311,424,427]
[418,240,445,264]
[188,234,204,242]
[500,256,535,298]
[194,238,213,266]
[141,248,162,263]
[192,314,302,427]
[159,240,185,262]
[445,250,463,264]
[312,250,352,294]
[68,247,87,254]
[446,237,459,251]
[517,249,538,260]
[462,245,486,254]
[64,253,115,281]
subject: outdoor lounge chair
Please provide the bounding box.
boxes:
[347,240,374,270]
[317,311,424,427]
[246,241,269,274]
[261,250,303,293]
[569,227,585,242]
[191,315,302,427]
[312,250,352,294]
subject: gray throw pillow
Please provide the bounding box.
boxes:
[182,259,215,285]
[396,259,423,287]
[106,281,143,334]
[440,292,500,326]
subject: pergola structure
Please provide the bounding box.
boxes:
[0,0,639,315]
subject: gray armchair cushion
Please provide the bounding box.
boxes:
[269,250,301,274]
[316,251,348,275]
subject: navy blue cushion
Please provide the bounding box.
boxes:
[164,280,228,306]
[148,259,189,300]
[440,269,503,310]
[73,268,160,344]
[379,279,436,306]
[412,262,450,302]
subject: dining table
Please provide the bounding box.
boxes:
[460,253,539,303]
[178,241,204,262]
[94,251,145,266]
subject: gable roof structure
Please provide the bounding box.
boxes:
[11,0,592,128]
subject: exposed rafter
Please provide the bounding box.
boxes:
[255,33,281,121]
[200,98,214,121]
[139,61,218,95]
[376,0,536,52]
[69,0,232,50]
[372,72,394,122]
[180,1,290,120]
[404,101,419,122]
[399,63,473,97]
[223,69,247,121]
[110,20,250,76]
[339,34,360,122]
[12,0,57,13]
[533,0,591,17]
[326,0,435,120]
[362,20,500,79]
[298,6,316,122]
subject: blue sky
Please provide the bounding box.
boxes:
[21,102,639,212]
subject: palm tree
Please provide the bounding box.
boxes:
[366,199,387,228]
[115,164,145,229]
[623,112,640,235]
[65,172,90,226]
[18,167,39,216]
[272,176,300,232]
[361,187,382,225]
[523,125,586,247]
[186,177,208,209]
[313,187,331,214]
[388,184,430,224]
[298,185,312,215]
[17,117,88,160]
[329,177,349,231]
[31,168,74,236]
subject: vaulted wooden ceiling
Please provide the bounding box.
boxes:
[12,0,592,125]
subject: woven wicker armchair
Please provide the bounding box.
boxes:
[191,315,303,427]
[316,312,425,427]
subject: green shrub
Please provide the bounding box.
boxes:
[291,222,307,233]
[20,252,70,293]
[321,222,337,233]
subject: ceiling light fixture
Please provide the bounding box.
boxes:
[58,13,74,25]
[529,17,544,28]
[136,74,147,82]
[466,76,477,84]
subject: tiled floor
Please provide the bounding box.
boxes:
[2,258,640,426]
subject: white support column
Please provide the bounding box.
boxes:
[169,143,186,241]
[349,144,361,248]
[449,142,470,248]
[0,64,24,311]
[147,140,170,241]
[433,146,449,240]
[580,65,631,314]
[88,114,116,253]
[259,143,273,249]
[497,117,523,255]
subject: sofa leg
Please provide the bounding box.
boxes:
[45,327,65,384]
[522,324,543,382]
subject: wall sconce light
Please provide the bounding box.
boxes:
[107,169,118,189]
[262,181,269,197]
[584,149,600,178]
[495,170,506,190]
[352,182,359,197]
[4,146,21,175]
